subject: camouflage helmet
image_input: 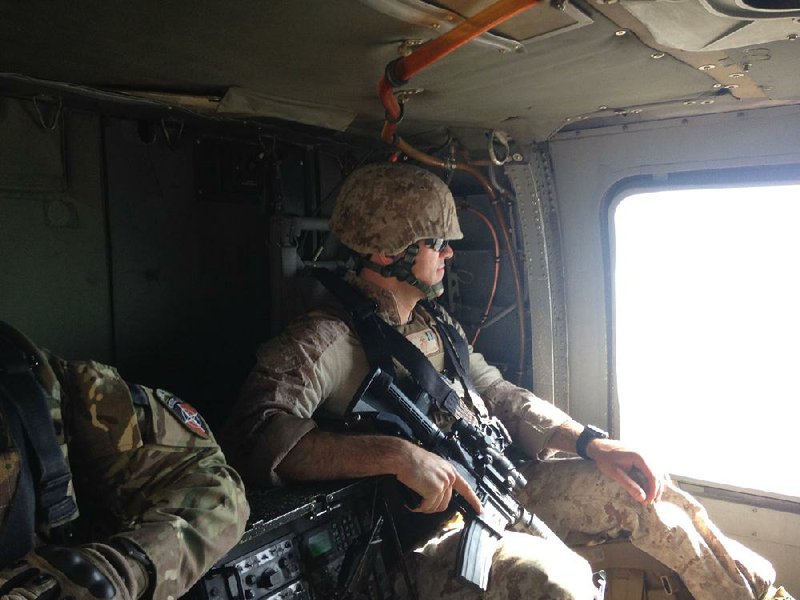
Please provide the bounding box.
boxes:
[330,163,463,255]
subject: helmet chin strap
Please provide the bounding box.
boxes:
[362,243,443,300]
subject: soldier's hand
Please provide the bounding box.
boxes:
[396,445,482,515]
[587,438,669,504]
[0,543,147,600]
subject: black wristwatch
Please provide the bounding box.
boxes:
[576,424,609,460]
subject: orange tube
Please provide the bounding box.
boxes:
[380,0,539,142]
[461,205,501,346]
[396,138,527,383]
[395,0,538,82]
[375,0,539,382]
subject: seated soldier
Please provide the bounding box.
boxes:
[222,163,792,600]
[0,321,249,600]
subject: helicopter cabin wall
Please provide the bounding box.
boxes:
[0,96,350,429]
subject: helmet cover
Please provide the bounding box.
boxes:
[330,163,463,255]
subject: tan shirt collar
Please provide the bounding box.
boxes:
[344,271,411,326]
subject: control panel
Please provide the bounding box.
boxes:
[185,479,391,600]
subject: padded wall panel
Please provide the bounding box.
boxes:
[104,119,272,427]
[0,103,112,360]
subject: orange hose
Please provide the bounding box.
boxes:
[396,138,527,383]
[460,205,501,346]
[380,0,539,143]
[374,0,538,383]
[396,0,537,81]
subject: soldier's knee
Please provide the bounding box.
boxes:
[493,532,597,600]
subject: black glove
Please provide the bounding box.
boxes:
[0,543,148,600]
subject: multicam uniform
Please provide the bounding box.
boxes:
[223,274,776,600]
[0,322,249,600]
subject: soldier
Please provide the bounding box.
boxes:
[222,162,791,600]
[0,320,249,600]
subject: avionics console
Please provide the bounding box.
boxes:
[185,479,391,600]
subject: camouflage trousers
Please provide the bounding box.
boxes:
[400,459,775,600]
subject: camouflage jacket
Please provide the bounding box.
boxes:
[0,343,249,599]
[223,272,571,488]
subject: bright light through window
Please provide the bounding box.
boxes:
[613,184,800,498]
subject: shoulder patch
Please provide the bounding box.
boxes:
[154,389,210,439]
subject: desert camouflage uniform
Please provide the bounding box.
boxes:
[224,274,778,600]
[0,322,249,599]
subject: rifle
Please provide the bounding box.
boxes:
[346,367,556,592]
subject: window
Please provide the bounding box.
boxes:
[612,183,800,498]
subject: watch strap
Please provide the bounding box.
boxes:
[576,425,608,461]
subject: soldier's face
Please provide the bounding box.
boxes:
[411,240,454,291]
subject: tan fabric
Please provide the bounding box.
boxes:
[402,460,775,600]
[224,273,572,486]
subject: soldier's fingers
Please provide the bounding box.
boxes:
[415,488,446,514]
[613,467,647,504]
[452,474,482,514]
[3,574,58,600]
[436,484,453,513]
[631,459,659,504]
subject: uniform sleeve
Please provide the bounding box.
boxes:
[220,312,368,488]
[56,359,249,600]
[464,336,572,459]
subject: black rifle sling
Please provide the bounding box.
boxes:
[312,268,395,377]
[0,336,78,534]
[420,300,483,406]
[313,270,465,417]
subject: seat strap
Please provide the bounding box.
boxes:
[0,337,78,531]
[0,394,36,564]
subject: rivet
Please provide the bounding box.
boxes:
[650,52,665,59]
[681,118,689,125]
[431,23,440,30]
[683,100,696,105]
[565,117,572,122]
[712,83,723,89]
[729,72,745,78]
[615,30,627,37]
[788,33,799,41]
[631,109,642,114]
[598,105,608,110]
[445,14,455,21]
[724,84,739,89]
[700,99,715,104]
[512,153,523,161]
[698,64,716,71]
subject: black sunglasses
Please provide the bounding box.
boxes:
[423,238,450,252]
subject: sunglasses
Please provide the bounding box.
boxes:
[423,238,451,252]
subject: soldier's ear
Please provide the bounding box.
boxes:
[370,252,395,266]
